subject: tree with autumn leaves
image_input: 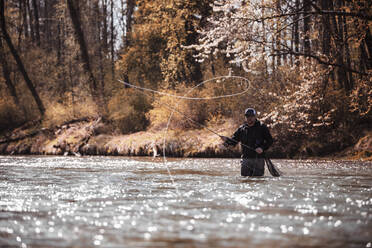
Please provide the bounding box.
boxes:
[118,0,212,89]
[187,0,371,155]
[0,0,119,130]
[0,0,370,157]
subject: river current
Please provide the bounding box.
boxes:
[0,156,371,247]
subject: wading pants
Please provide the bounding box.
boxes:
[241,158,265,176]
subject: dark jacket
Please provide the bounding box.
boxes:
[225,120,273,158]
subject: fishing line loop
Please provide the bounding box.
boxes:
[118,75,250,100]
[116,75,263,195]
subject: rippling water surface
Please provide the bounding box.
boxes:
[0,156,371,248]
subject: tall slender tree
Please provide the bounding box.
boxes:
[0,38,19,106]
[66,0,105,115]
[110,0,115,80]
[31,0,40,46]
[0,0,45,116]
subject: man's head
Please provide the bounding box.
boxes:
[244,108,256,126]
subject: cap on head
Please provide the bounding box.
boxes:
[245,108,256,117]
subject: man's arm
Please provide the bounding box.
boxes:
[220,128,240,147]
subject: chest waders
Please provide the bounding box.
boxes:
[241,157,265,176]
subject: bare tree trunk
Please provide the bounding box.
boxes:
[94,0,105,95]
[17,0,24,46]
[210,60,215,76]
[122,0,135,87]
[44,1,51,50]
[0,38,20,106]
[32,0,40,46]
[275,0,281,67]
[66,0,105,116]
[361,26,372,72]
[330,1,348,91]
[303,0,311,55]
[320,0,331,91]
[66,0,97,90]
[293,0,299,65]
[185,15,202,85]
[337,1,351,92]
[271,36,276,76]
[261,0,268,73]
[125,0,135,47]
[110,0,115,80]
[282,27,287,65]
[102,0,108,52]
[57,21,62,65]
[0,0,45,116]
[26,0,35,43]
[290,23,294,66]
[15,2,20,47]
[120,0,125,38]
[21,0,29,39]
[342,8,353,90]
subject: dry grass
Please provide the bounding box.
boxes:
[42,97,98,128]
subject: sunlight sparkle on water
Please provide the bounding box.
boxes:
[0,156,371,247]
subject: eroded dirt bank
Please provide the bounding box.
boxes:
[0,118,240,158]
[0,118,371,160]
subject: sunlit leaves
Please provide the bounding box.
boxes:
[118,0,211,88]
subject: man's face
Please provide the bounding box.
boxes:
[245,115,256,126]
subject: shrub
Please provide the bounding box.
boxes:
[350,77,372,121]
[147,77,254,131]
[108,89,151,134]
[42,92,98,128]
[0,99,25,133]
[147,93,204,131]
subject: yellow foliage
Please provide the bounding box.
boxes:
[107,89,151,134]
[147,87,206,131]
[118,0,205,89]
[42,94,98,128]
[146,78,253,131]
[43,102,73,128]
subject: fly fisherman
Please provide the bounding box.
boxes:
[221,108,274,176]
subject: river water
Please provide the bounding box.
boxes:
[0,156,371,248]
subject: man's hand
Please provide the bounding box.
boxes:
[255,147,263,154]
[220,136,229,147]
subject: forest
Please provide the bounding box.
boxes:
[0,0,371,158]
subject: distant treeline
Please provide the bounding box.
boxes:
[0,0,370,156]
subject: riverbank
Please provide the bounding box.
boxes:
[0,118,371,160]
[0,118,239,158]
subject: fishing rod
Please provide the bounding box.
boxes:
[157,100,282,177]
[116,79,281,177]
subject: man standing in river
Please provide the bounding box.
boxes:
[221,108,273,176]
